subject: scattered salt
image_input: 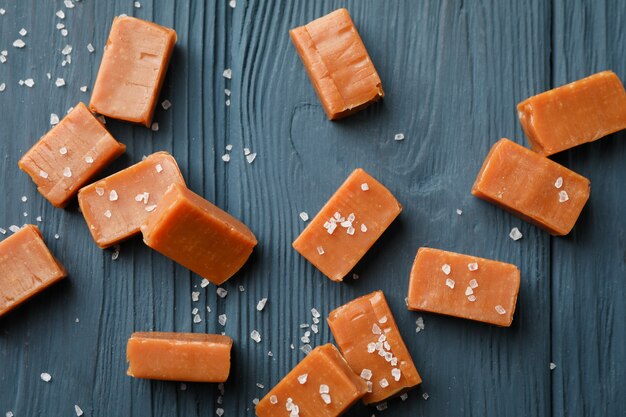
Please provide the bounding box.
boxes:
[256,298,268,311]
[87,43,95,53]
[218,314,227,326]
[221,154,230,162]
[111,246,120,260]
[80,85,88,92]
[360,368,372,380]
[74,405,83,416]
[200,278,210,288]
[468,262,478,271]
[269,395,278,404]
[39,170,49,179]
[376,402,388,411]
[555,177,563,189]
[36,216,42,222]
[64,0,75,9]
[40,372,52,382]
[495,305,506,315]
[24,78,35,87]
[50,113,60,125]
[155,164,163,173]
[299,212,309,221]
[250,330,261,343]
[372,323,382,335]
[297,374,308,384]
[145,205,157,212]
[415,316,425,332]
[161,99,172,110]
[109,190,118,201]
[9,225,20,233]
[55,78,66,87]
[191,291,200,302]
[467,294,477,302]
[104,210,112,218]
[559,190,569,203]
[379,378,389,388]
[19,28,27,36]
[134,1,141,8]
[246,153,257,164]
[465,287,474,296]
[422,392,430,400]
[223,68,232,79]
[445,278,455,289]
[95,187,105,196]
[441,263,451,275]
[56,10,66,19]
[469,279,478,289]
[151,122,159,131]
[550,362,557,370]
[216,287,228,298]
[456,208,463,215]
[13,39,25,48]
[229,0,236,8]
[391,368,401,381]
[63,167,72,177]
[0,83,5,92]
[193,314,202,323]
[361,183,369,191]
[54,234,59,239]
[21,196,27,202]
[61,45,72,55]
[317,246,324,255]
[394,133,405,141]
[401,392,409,401]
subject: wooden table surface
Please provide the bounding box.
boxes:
[1,1,624,416]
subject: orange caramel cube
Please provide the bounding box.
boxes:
[0,225,67,317]
[256,344,367,417]
[327,291,421,404]
[518,71,626,156]
[407,248,520,327]
[472,139,590,236]
[78,152,186,248]
[18,102,125,208]
[290,8,384,120]
[293,169,401,282]
[90,16,177,127]
[141,183,257,285]
[126,332,232,382]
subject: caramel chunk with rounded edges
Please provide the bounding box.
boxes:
[19,102,125,208]
[472,139,590,236]
[293,169,401,282]
[518,71,626,156]
[90,16,177,127]
[127,332,232,382]
[0,225,67,317]
[408,248,520,327]
[78,152,185,248]
[256,344,367,417]
[141,183,257,285]
[327,291,421,404]
[290,8,384,120]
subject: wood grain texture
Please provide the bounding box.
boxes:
[0,1,622,417]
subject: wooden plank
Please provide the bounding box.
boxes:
[551,1,626,416]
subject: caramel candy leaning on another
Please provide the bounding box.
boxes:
[290,8,384,120]
[472,139,590,236]
[256,344,367,417]
[127,332,232,382]
[90,16,177,127]
[327,291,421,404]
[408,248,520,327]
[19,102,126,208]
[518,71,626,156]
[141,183,257,285]
[293,169,401,282]
[0,225,67,317]
[78,152,186,248]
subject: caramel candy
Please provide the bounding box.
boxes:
[256,344,367,417]
[293,169,401,282]
[18,103,125,208]
[90,16,177,127]
[290,8,384,120]
[0,225,67,317]
[127,332,232,382]
[518,71,626,156]
[141,183,257,285]
[327,291,421,404]
[407,248,520,327]
[78,152,185,248]
[472,139,590,236]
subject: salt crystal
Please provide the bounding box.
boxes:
[24,78,35,87]
[223,68,232,79]
[21,196,27,202]
[456,208,463,215]
[246,153,257,164]
[95,187,105,196]
[225,144,233,151]
[104,210,112,218]
[0,83,5,92]
[19,28,27,36]
[550,362,557,370]
[193,314,201,323]
[320,393,331,405]
[401,393,409,401]
[87,43,95,53]
[221,154,230,162]
[559,190,569,203]
[80,85,88,92]
[57,23,65,29]
[441,263,451,275]
[346,226,355,235]
[64,0,75,9]
[415,316,425,332]
[191,291,200,302]
[225,99,230,106]
[216,287,228,298]
[422,392,429,400]
[469,279,478,289]
[56,10,66,18]
[201,278,210,288]
[509,227,523,241]
[250,330,261,343]
[360,223,367,232]
[379,316,388,324]
[74,405,83,416]
[151,122,159,131]
[394,133,405,141]
[40,372,52,382]
[13,39,26,48]
[445,278,455,289]
[216,408,224,417]
[360,368,372,380]
[319,384,329,394]
[465,287,474,296]
[468,262,478,271]
[111,246,120,260]
[372,324,382,335]
[109,190,118,201]
[555,177,563,189]
[63,167,72,177]
[54,234,59,239]
[61,29,68,37]
[256,298,268,311]
[61,45,72,55]
[145,205,157,212]
[59,146,68,155]
[379,378,389,388]
[218,314,227,326]
[367,342,376,353]
[55,78,66,87]
[39,170,49,179]
[467,294,476,302]
[9,225,20,233]
[134,1,141,8]
[495,305,506,315]
[50,113,60,125]
[299,212,309,221]
[269,395,278,404]
[160,99,172,110]
[0,8,5,15]
[391,368,401,381]
[85,156,94,164]
[155,164,163,173]
[0,228,5,234]
[317,246,324,255]
[229,0,236,8]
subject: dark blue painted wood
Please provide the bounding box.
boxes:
[0,1,623,416]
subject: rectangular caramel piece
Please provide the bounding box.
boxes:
[472,139,590,236]
[290,8,384,120]
[127,332,232,382]
[90,16,177,127]
[518,71,626,156]
[78,152,185,248]
[141,183,257,285]
[327,291,421,404]
[0,225,67,317]
[18,102,126,208]
[293,169,401,282]
[408,248,520,327]
[256,344,367,417]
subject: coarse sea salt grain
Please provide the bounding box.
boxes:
[394,133,405,141]
[155,164,163,173]
[555,177,563,189]
[95,187,105,196]
[299,211,309,221]
[229,0,236,8]
[104,210,112,218]
[74,405,83,416]
[87,43,95,52]
[9,225,20,233]
[19,28,27,36]
[445,278,455,289]
[441,263,451,275]
[0,83,5,92]
[360,368,372,380]
[246,153,257,164]
[221,154,230,162]
[55,78,66,87]
[191,291,200,302]
[80,85,88,92]
[63,167,72,177]
[467,294,476,302]
[250,330,261,343]
[469,278,478,289]
[24,78,35,87]
[21,196,28,202]
[415,316,425,332]
[269,395,278,404]
[59,146,68,155]
[193,314,202,323]
[145,205,157,212]
[200,278,210,288]
[422,392,430,400]
[297,374,308,384]
[39,170,49,179]
[218,314,227,326]
[61,45,72,55]
[223,68,232,79]
[134,1,141,8]
[379,378,389,388]
[256,298,268,311]
[509,227,523,241]
[456,208,463,215]
[391,368,401,381]
[360,224,367,232]
[495,305,506,315]
[13,39,25,48]
[550,362,557,370]
[0,8,5,15]
[468,262,478,271]
[151,122,159,131]
[559,190,569,203]
[317,246,324,255]
[465,287,474,296]
[216,287,228,298]
[109,190,118,201]
[40,372,52,382]
[50,113,60,125]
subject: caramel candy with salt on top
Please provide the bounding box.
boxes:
[327,291,421,404]
[0,225,67,317]
[90,16,176,127]
[18,102,125,208]
[256,344,367,417]
[127,332,232,382]
[407,248,520,327]
[78,152,185,248]
[141,183,257,285]
[518,71,626,156]
[290,8,384,120]
[472,139,590,236]
[293,169,401,282]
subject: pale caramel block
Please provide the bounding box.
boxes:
[19,103,126,208]
[78,152,185,248]
[293,169,401,282]
[408,248,520,327]
[141,183,257,285]
[290,8,384,120]
[518,71,626,156]
[327,291,421,404]
[127,332,232,382]
[256,344,367,417]
[0,225,67,317]
[472,139,590,236]
[90,16,177,127]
